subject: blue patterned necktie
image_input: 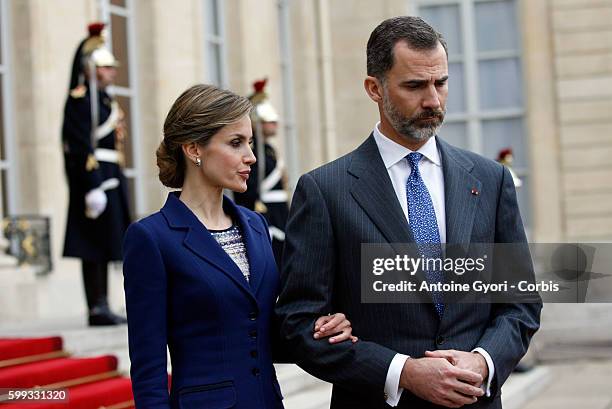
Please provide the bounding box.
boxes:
[405,152,444,317]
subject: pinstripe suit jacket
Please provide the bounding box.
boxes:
[275,135,541,408]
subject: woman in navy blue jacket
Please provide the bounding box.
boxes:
[123,84,354,409]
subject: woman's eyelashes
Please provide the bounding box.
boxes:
[229,136,254,148]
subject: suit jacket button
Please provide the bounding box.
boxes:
[250,350,258,358]
[252,367,260,376]
[436,336,445,345]
[249,311,257,321]
[249,329,258,339]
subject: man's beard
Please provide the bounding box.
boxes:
[382,90,446,142]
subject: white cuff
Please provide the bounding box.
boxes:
[472,347,495,397]
[384,353,409,406]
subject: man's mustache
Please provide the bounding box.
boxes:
[412,109,445,122]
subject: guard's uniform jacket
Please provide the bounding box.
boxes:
[62,86,131,262]
[234,140,288,268]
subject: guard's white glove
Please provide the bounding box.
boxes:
[85,188,108,219]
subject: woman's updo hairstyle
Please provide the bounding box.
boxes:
[157,84,252,188]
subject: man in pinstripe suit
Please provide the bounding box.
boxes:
[276,16,541,409]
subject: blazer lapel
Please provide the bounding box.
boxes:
[161,192,257,303]
[227,199,267,296]
[437,137,481,245]
[348,135,415,247]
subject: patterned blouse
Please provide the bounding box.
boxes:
[209,224,251,283]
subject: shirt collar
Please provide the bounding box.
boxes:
[372,122,441,169]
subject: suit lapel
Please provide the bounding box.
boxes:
[348,135,415,247]
[437,137,481,245]
[231,201,267,296]
[161,192,258,304]
[437,138,482,325]
[349,135,435,305]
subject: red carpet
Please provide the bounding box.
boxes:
[0,337,134,409]
[2,377,134,409]
[0,355,118,388]
[0,337,63,362]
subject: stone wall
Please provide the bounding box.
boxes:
[551,0,612,241]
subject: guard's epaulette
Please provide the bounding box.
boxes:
[85,154,99,172]
[70,85,87,99]
[255,200,268,214]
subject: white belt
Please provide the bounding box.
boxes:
[261,162,283,193]
[96,101,120,140]
[95,148,120,164]
[261,190,288,203]
[269,226,286,241]
[99,178,120,191]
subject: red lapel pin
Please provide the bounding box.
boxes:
[471,188,479,196]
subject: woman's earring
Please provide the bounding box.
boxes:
[195,157,202,167]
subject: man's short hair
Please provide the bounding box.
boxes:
[366,16,448,81]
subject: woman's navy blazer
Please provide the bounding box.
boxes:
[123,192,284,409]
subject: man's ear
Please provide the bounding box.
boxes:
[364,76,384,103]
[181,142,200,163]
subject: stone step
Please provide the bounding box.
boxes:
[502,366,552,409]
[274,364,327,399]
[282,380,331,409]
[0,318,127,353]
[0,254,19,268]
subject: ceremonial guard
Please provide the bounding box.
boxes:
[497,147,523,188]
[62,23,130,326]
[234,79,289,268]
